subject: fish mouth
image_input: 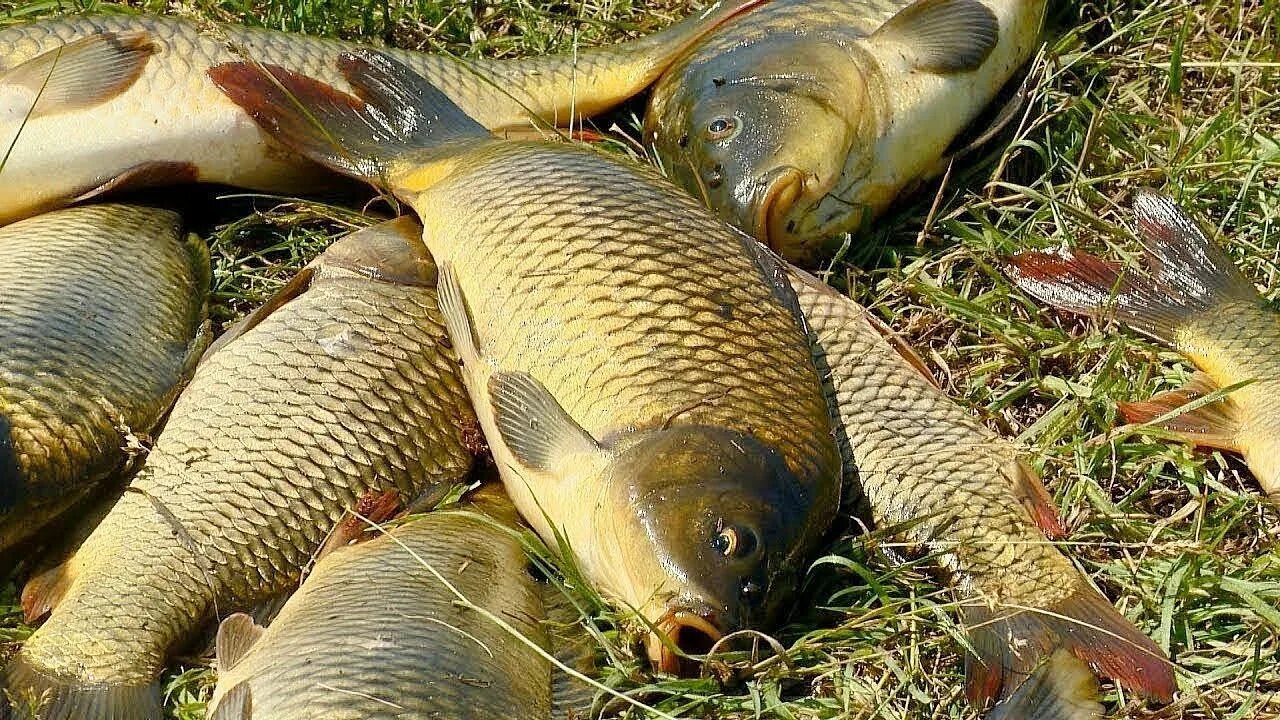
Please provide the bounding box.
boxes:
[745,166,808,250]
[645,607,725,675]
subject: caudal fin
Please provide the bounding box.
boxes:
[1007,191,1258,344]
[209,50,489,181]
[0,654,160,720]
[963,583,1175,711]
[987,650,1102,720]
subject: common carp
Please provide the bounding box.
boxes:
[212,50,841,673]
[0,0,764,225]
[206,485,587,720]
[1009,191,1280,499]
[644,0,1047,263]
[1,217,477,720]
[0,203,208,556]
[786,267,1176,718]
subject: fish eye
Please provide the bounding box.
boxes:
[712,525,758,558]
[705,116,738,141]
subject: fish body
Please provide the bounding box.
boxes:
[206,488,559,720]
[0,204,208,555]
[0,1,760,225]
[1009,191,1280,498]
[786,266,1175,717]
[211,51,841,670]
[644,0,1047,262]
[1,217,477,720]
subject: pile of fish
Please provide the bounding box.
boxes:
[0,0,1272,718]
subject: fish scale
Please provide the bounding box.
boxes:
[424,141,834,485]
[2,221,477,720]
[0,204,207,553]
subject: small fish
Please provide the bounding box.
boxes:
[786,266,1175,718]
[644,0,1047,263]
[1008,191,1280,499]
[207,485,586,720]
[1,217,478,720]
[0,0,764,225]
[211,50,841,674]
[0,204,208,557]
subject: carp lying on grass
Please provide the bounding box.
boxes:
[0,217,478,720]
[0,0,763,225]
[0,203,208,558]
[645,0,1047,263]
[1010,190,1280,499]
[212,49,842,674]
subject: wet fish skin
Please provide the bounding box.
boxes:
[644,0,1047,263]
[0,203,208,555]
[1,217,477,720]
[0,0,762,225]
[786,267,1175,716]
[207,487,559,720]
[1008,191,1280,498]
[211,51,841,668]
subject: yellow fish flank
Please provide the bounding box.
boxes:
[0,218,477,720]
[0,0,761,225]
[207,487,579,720]
[0,204,208,556]
[212,50,841,672]
[1010,191,1280,498]
[786,267,1175,718]
[644,0,1047,262]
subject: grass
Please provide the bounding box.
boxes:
[0,0,1278,718]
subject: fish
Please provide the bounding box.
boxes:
[643,0,1047,263]
[206,485,585,720]
[785,266,1176,718]
[211,49,842,674]
[0,0,765,226]
[0,203,208,557]
[1008,191,1280,499]
[0,216,478,720]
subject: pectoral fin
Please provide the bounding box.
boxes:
[215,613,266,675]
[435,262,483,368]
[1118,373,1243,452]
[1,32,156,117]
[871,0,1000,74]
[489,371,602,473]
[1005,459,1067,540]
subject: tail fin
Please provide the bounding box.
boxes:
[1007,191,1258,344]
[987,650,1102,720]
[0,654,160,720]
[963,584,1175,710]
[208,50,488,181]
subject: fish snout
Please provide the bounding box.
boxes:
[645,603,725,676]
[742,166,808,252]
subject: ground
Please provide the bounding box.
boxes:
[0,0,1276,718]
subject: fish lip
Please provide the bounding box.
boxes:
[645,607,726,675]
[745,166,807,249]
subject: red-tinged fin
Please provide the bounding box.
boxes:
[0,654,160,720]
[215,614,265,675]
[19,561,74,623]
[69,160,199,204]
[1006,459,1068,540]
[962,583,1175,710]
[1131,190,1259,305]
[313,489,402,564]
[987,650,1103,720]
[0,32,156,117]
[1117,372,1242,452]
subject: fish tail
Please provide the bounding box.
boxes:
[962,583,1175,711]
[986,650,1103,720]
[1006,190,1258,344]
[208,50,489,181]
[0,653,160,720]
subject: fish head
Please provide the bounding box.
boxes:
[645,36,875,263]
[604,425,810,674]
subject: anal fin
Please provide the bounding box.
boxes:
[1005,459,1068,540]
[871,0,1000,73]
[1118,372,1243,452]
[19,558,77,623]
[1,32,156,117]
